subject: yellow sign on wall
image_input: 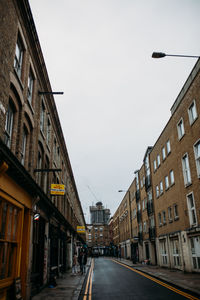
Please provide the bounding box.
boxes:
[51,184,65,195]
[77,226,85,233]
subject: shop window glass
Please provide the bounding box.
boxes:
[0,199,21,280]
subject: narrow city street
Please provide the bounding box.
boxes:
[80,257,199,300]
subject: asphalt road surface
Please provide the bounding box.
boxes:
[80,257,199,300]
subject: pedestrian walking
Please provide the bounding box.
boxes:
[72,253,78,275]
[83,250,87,274]
[78,248,84,274]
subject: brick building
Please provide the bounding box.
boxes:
[112,59,200,272]
[86,202,111,255]
[0,1,85,299]
[151,59,200,272]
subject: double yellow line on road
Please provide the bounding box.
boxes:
[83,258,94,300]
[112,259,199,300]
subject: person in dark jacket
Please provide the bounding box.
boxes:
[83,251,87,274]
[78,249,84,274]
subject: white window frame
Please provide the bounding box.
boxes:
[194,139,200,178]
[190,237,200,271]
[177,118,185,140]
[168,207,172,222]
[5,103,14,148]
[187,192,197,227]
[162,211,166,224]
[165,175,169,190]
[47,118,51,145]
[169,170,175,185]
[27,68,34,104]
[182,153,192,186]
[174,204,179,220]
[153,159,157,171]
[159,181,163,195]
[14,36,24,78]
[21,127,27,165]
[171,239,181,267]
[40,100,45,133]
[188,100,197,125]
[162,147,166,160]
[158,213,162,226]
[166,140,171,155]
[156,185,159,198]
[160,239,168,265]
[157,154,161,167]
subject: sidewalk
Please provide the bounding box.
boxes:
[31,258,91,300]
[113,257,200,297]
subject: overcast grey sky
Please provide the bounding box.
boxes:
[29,0,200,223]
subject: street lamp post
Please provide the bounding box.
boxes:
[152,52,200,59]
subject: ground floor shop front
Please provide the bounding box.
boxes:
[156,229,200,273]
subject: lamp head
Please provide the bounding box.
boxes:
[152,52,166,58]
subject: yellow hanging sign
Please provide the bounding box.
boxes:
[51,184,65,195]
[77,226,85,233]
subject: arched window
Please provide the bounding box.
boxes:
[21,126,27,166]
[4,101,15,148]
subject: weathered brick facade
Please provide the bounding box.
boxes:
[0,1,86,298]
[112,59,200,272]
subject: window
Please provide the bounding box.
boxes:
[40,101,45,133]
[162,211,166,224]
[159,181,163,195]
[190,237,200,270]
[135,172,139,190]
[174,204,179,220]
[142,198,147,210]
[4,102,14,148]
[156,185,159,198]
[172,239,181,267]
[188,100,197,125]
[21,127,27,165]
[182,153,192,185]
[194,140,200,177]
[177,118,185,140]
[166,140,171,155]
[160,240,168,265]
[149,216,155,228]
[187,193,197,226]
[153,160,157,171]
[140,179,143,188]
[27,68,34,104]
[36,151,42,185]
[157,154,161,167]
[0,199,22,281]
[133,208,136,219]
[47,118,51,145]
[165,175,169,190]
[162,147,166,160]
[168,207,172,222]
[169,170,175,185]
[14,36,24,78]
[143,221,147,233]
[158,213,162,226]
[53,138,57,161]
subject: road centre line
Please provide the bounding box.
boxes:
[112,259,199,300]
[83,258,94,300]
